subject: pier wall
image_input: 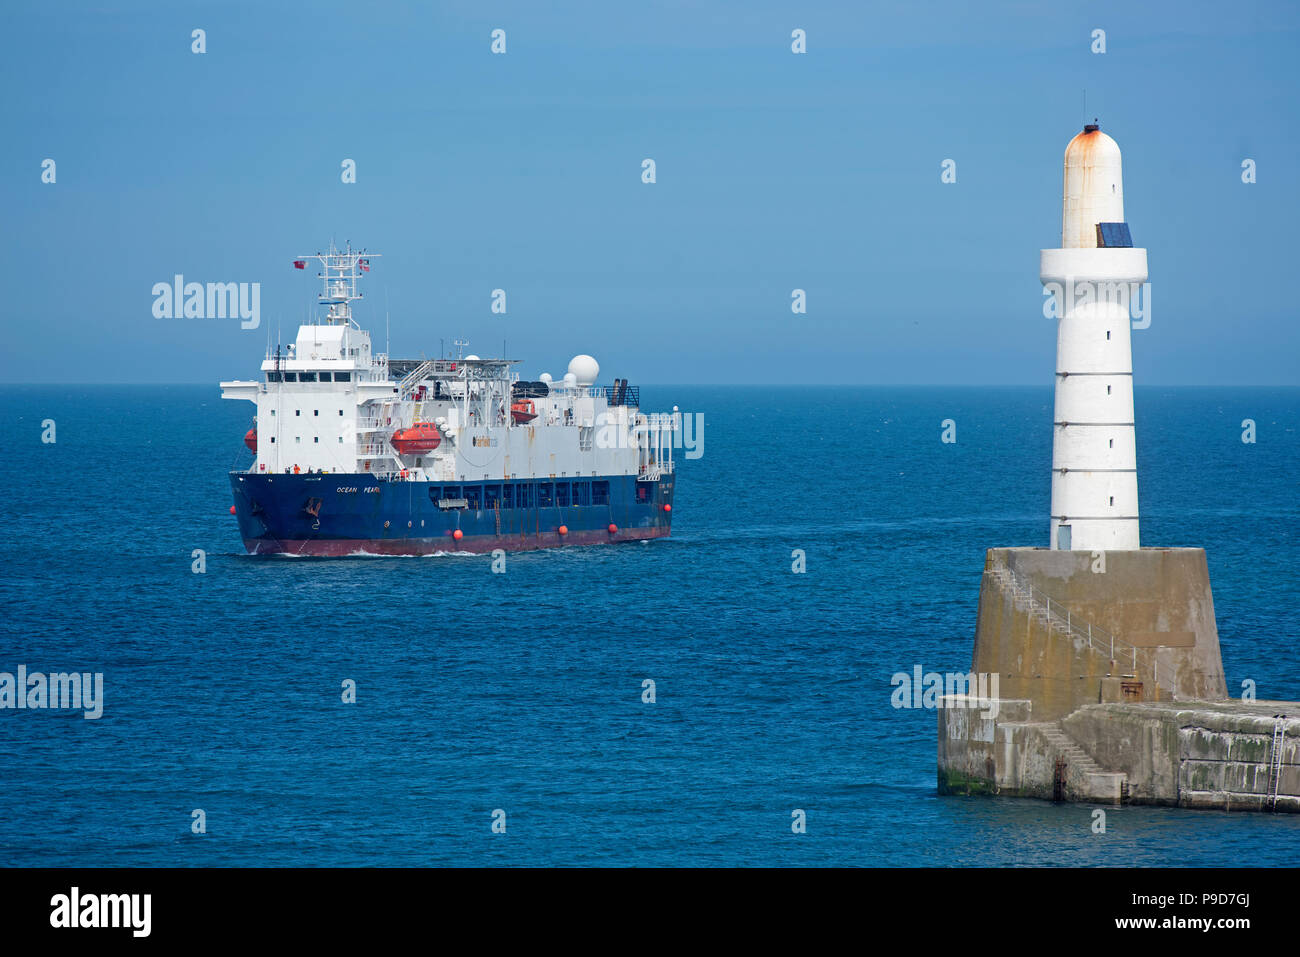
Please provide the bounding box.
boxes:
[941,547,1296,812]
[938,697,1300,812]
[972,547,1226,721]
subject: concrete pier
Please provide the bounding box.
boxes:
[938,547,1300,812]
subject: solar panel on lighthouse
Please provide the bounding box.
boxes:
[1096,222,1134,247]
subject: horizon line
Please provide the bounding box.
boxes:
[1,382,1297,389]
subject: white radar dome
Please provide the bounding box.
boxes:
[539,372,553,384]
[562,372,578,389]
[465,354,480,361]
[567,354,600,386]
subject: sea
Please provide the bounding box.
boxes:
[1,385,1297,866]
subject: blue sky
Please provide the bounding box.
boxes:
[3,1,1298,384]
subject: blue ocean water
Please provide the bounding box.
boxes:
[1,385,1297,867]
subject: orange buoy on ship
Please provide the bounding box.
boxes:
[244,428,257,452]
[229,505,237,515]
[608,524,617,534]
[452,528,463,540]
[663,503,671,512]
[390,422,441,455]
[558,525,568,536]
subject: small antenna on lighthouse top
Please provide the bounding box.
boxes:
[294,241,381,326]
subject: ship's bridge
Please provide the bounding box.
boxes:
[256,323,373,371]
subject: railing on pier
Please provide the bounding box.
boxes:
[990,559,1157,684]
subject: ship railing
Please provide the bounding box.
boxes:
[604,383,640,407]
[397,359,438,397]
[990,559,1158,684]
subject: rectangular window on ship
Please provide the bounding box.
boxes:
[592,481,609,505]
[538,483,553,507]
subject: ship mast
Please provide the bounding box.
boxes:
[295,241,381,326]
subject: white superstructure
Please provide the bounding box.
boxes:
[1040,123,1148,552]
[220,243,676,485]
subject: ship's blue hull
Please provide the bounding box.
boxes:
[229,472,674,555]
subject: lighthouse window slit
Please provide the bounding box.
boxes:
[592,481,610,506]
[1106,331,1111,340]
[1110,496,1114,506]
[1107,385,1112,394]
[1109,438,1114,448]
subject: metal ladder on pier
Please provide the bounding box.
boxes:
[1267,716,1287,812]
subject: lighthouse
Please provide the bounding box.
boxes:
[936,122,1296,815]
[1040,122,1148,551]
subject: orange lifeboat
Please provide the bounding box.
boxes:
[390,422,441,455]
[511,399,537,424]
[244,428,257,452]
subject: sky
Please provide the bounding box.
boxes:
[2,0,1298,385]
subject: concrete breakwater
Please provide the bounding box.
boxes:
[938,548,1300,813]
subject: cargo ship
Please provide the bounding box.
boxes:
[221,244,678,555]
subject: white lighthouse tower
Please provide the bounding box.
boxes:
[1040,122,1148,551]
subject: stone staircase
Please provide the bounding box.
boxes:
[1037,723,1127,804]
